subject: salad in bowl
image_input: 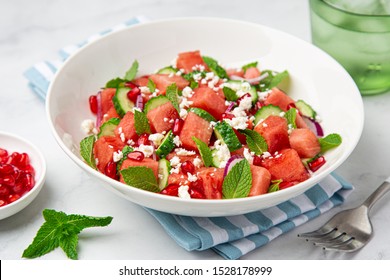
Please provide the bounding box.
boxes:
[80,50,342,200]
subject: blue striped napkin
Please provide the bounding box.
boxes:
[24,17,354,260]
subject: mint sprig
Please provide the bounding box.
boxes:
[147,78,156,93]
[222,86,238,101]
[192,136,213,167]
[202,56,228,79]
[22,209,112,260]
[319,133,342,153]
[134,109,151,135]
[241,61,258,73]
[240,129,268,155]
[124,60,139,81]
[120,166,160,193]
[222,158,252,199]
[284,108,297,129]
[259,70,289,91]
[80,135,96,169]
[165,83,180,112]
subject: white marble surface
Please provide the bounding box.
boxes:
[1,0,390,260]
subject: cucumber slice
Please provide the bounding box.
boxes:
[113,87,135,117]
[97,118,120,138]
[254,104,283,126]
[155,130,175,158]
[144,95,170,114]
[295,99,317,119]
[187,107,216,122]
[158,158,171,191]
[157,66,177,75]
[214,121,242,152]
[211,149,223,168]
[223,80,258,103]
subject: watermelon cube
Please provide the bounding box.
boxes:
[244,67,261,80]
[196,167,224,199]
[264,87,295,111]
[249,165,271,196]
[189,86,227,120]
[100,88,116,114]
[260,148,309,183]
[93,136,125,173]
[115,111,137,142]
[179,112,213,151]
[176,50,209,73]
[254,115,290,154]
[149,74,189,94]
[146,101,179,133]
[289,128,321,158]
[119,158,159,183]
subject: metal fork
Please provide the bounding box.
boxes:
[298,177,390,252]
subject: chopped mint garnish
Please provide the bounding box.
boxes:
[105,77,125,88]
[268,179,282,193]
[147,78,156,93]
[120,166,160,193]
[192,136,213,167]
[222,86,239,101]
[284,108,297,129]
[242,61,258,73]
[319,133,342,153]
[80,135,96,169]
[222,158,252,199]
[165,83,180,112]
[22,209,112,260]
[124,60,139,81]
[134,110,151,135]
[259,70,289,91]
[202,56,228,79]
[240,129,268,155]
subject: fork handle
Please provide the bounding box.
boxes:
[363,177,390,211]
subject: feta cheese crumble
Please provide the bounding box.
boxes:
[212,140,231,168]
[136,145,154,157]
[178,185,191,199]
[148,133,165,146]
[113,150,123,163]
[81,119,97,135]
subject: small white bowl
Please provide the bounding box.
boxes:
[0,132,46,220]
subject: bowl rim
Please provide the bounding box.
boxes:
[45,17,364,215]
[0,131,47,212]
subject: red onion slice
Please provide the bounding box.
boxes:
[96,91,103,128]
[135,94,144,110]
[302,116,324,137]
[229,72,269,84]
[223,155,244,177]
[225,101,236,113]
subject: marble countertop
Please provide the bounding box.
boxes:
[1,0,390,260]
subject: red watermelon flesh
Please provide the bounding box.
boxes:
[133,75,149,87]
[196,167,224,199]
[289,128,321,158]
[254,115,290,154]
[100,88,116,114]
[93,136,125,173]
[249,165,271,196]
[189,87,227,120]
[264,88,295,111]
[260,148,309,183]
[179,112,213,151]
[149,74,189,94]
[244,67,261,80]
[146,101,179,133]
[119,158,159,183]
[176,50,209,74]
[114,111,137,142]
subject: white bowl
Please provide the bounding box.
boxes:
[46,18,364,217]
[0,132,46,220]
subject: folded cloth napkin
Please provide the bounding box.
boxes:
[24,17,354,260]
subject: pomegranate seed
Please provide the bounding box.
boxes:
[127,87,141,103]
[0,164,14,175]
[189,188,205,199]
[0,184,10,197]
[7,152,20,165]
[22,165,35,176]
[172,118,184,136]
[13,182,25,194]
[127,151,145,162]
[181,161,195,174]
[308,156,326,172]
[8,194,20,203]
[23,173,35,190]
[0,148,8,158]
[221,113,235,120]
[160,183,180,197]
[124,81,138,88]
[17,153,29,168]
[89,95,98,114]
[104,161,117,179]
[253,155,262,166]
[2,175,15,187]
[137,133,150,146]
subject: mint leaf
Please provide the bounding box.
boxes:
[242,61,258,73]
[134,110,151,135]
[80,135,96,169]
[268,179,282,193]
[222,159,252,199]
[165,83,180,112]
[105,77,125,88]
[319,133,342,153]
[240,129,268,155]
[192,136,213,167]
[124,60,139,81]
[147,78,156,93]
[120,166,160,192]
[222,86,238,101]
[259,70,289,90]
[22,209,112,260]
[202,56,228,79]
[284,108,297,129]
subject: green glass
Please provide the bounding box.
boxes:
[309,0,390,95]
